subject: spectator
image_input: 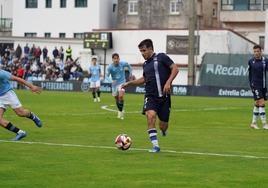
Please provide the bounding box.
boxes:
[66,45,72,61]
[34,46,42,65]
[4,46,11,59]
[52,47,59,59]
[15,44,22,59]
[59,46,64,61]
[29,44,36,60]
[42,46,48,62]
[17,65,25,89]
[24,44,30,58]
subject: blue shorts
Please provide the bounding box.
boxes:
[251,87,267,101]
[142,95,171,122]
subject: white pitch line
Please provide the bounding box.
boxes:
[4,106,243,117]
[101,105,241,113]
[0,139,267,159]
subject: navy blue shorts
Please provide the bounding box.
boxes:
[251,87,267,101]
[142,95,171,122]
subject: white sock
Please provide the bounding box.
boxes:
[148,128,159,148]
[259,106,267,125]
[252,105,259,124]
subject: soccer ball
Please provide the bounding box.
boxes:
[115,134,132,150]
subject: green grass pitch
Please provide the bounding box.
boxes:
[1,90,268,188]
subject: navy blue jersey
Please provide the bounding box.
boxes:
[248,56,268,89]
[143,53,174,97]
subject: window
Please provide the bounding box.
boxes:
[26,0,38,8]
[259,36,265,50]
[59,33,66,38]
[221,0,233,10]
[233,0,248,10]
[46,0,52,8]
[170,0,180,15]
[264,0,268,9]
[128,0,138,15]
[249,0,261,10]
[60,0,66,8]
[75,0,87,7]
[44,33,51,38]
[24,33,37,37]
[74,33,84,39]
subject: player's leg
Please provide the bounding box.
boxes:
[144,97,160,152]
[13,107,42,128]
[8,90,42,128]
[259,88,268,129]
[257,92,268,129]
[92,88,97,102]
[158,96,171,136]
[90,81,97,102]
[96,80,101,102]
[117,88,125,119]
[251,103,259,129]
[159,121,168,136]
[0,108,27,141]
[251,88,261,129]
[112,85,121,118]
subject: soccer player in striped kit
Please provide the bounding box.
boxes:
[248,45,268,129]
[122,39,178,152]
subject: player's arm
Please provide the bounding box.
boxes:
[106,66,111,78]
[88,68,92,78]
[126,63,133,77]
[10,75,42,94]
[163,64,179,94]
[121,76,145,89]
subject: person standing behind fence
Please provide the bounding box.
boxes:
[24,44,30,58]
[248,45,268,130]
[42,46,48,62]
[89,56,101,102]
[66,45,72,61]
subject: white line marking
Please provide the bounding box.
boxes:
[0,140,267,159]
[4,106,243,117]
[101,105,242,114]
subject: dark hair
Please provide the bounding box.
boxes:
[112,53,119,58]
[138,39,154,50]
[253,45,262,50]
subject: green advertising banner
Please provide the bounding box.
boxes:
[199,53,252,88]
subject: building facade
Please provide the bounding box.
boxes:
[116,0,220,29]
[0,0,13,33]
[12,0,117,38]
[219,0,268,46]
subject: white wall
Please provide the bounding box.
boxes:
[10,29,254,85]
[265,9,268,54]
[94,29,254,65]
[0,0,12,18]
[12,0,114,37]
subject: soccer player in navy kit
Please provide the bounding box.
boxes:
[122,39,178,152]
[0,69,42,141]
[248,45,268,129]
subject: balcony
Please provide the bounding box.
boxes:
[220,10,265,22]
